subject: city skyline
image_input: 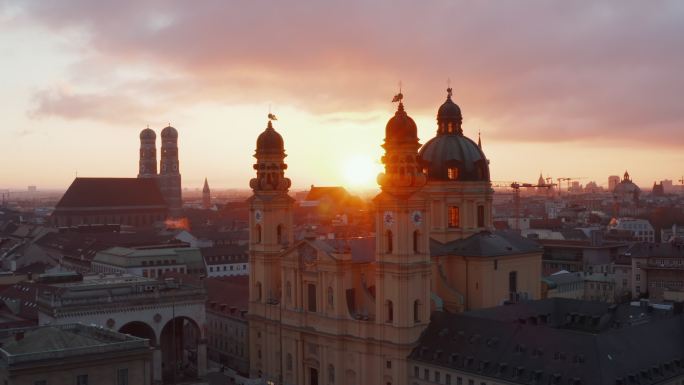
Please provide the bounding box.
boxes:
[1,2,683,191]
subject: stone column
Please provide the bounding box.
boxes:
[198,339,208,377]
[153,345,162,384]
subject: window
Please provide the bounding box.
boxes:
[386,360,392,369]
[286,353,293,371]
[447,167,459,180]
[435,371,441,382]
[414,300,420,323]
[386,231,393,253]
[77,375,88,385]
[413,230,420,254]
[308,284,317,312]
[509,271,518,293]
[448,207,460,228]
[636,274,640,281]
[446,374,452,385]
[477,205,485,227]
[277,224,283,244]
[256,282,262,301]
[424,369,429,380]
[117,368,129,385]
[457,377,463,385]
[286,281,292,301]
[34,381,47,385]
[414,366,419,378]
[387,300,394,323]
[327,286,334,308]
[255,224,262,243]
[328,364,335,384]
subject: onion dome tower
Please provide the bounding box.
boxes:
[247,116,294,374]
[418,88,493,242]
[138,126,157,178]
[159,125,182,216]
[373,92,432,349]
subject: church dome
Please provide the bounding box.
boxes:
[161,125,178,139]
[256,121,284,153]
[419,134,489,181]
[418,89,489,182]
[385,102,417,144]
[614,171,640,195]
[139,127,156,140]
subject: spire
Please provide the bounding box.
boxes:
[477,130,482,149]
[203,177,209,193]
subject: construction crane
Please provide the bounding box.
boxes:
[492,181,556,231]
[556,177,586,196]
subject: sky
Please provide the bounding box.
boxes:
[1,1,683,192]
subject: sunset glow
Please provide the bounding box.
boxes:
[341,154,384,189]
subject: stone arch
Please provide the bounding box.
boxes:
[118,321,157,346]
[160,316,203,383]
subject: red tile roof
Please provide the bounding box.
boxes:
[55,178,167,208]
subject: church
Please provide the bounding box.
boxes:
[51,125,183,227]
[247,90,542,385]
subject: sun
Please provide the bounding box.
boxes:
[341,154,383,189]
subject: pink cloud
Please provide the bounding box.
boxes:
[10,0,684,145]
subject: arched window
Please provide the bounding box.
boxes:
[447,167,459,180]
[413,230,420,254]
[327,286,334,309]
[286,353,293,371]
[256,282,262,302]
[255,224,262,243]
[414,300,421,323]
[386,231,393,254]
[386,300,394,323]
[286,281,292,301]
[328,364,335,384]
[277,224,283,244]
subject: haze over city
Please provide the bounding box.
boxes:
[1,1,683,191]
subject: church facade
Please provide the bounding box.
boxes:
[247,90,542,385]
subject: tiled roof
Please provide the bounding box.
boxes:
[412,299,684,385]
[431,231,542,258]
[55,178,167,208]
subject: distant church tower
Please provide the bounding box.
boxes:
[202,178,211,209]
[138,127,157,178]
[247,118,293,377]
[373,96,432,376]
[159,125,182,216]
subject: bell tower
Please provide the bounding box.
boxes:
[247,117,293,379]
[159,125,182,216]
[138,126,157,178]
[373,93,431,346]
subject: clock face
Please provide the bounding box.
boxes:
[411,210,423,226]
[383,211,395,226]
[254,210,263,223]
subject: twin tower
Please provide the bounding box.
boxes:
[138,125,182,216]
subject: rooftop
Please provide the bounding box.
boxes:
[54,177,167,209]
[0,323,148,365]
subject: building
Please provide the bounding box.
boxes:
[248,90,541,385]
[409,298,684,385]
[51,178,168,227]
[629,242,684,301]
[202,244,249,277]
[608,175,621,191]
[37,274,207,383]
[138,125,183,217]
[612,171,641,217]
[662,224,684,243]
[539,238,628,276]
[0,323,152,385]
[544,271,617,302]
[203,178,211,210]
[91,246,207,278]
[206,276,250,377]
[610,218,655,243]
